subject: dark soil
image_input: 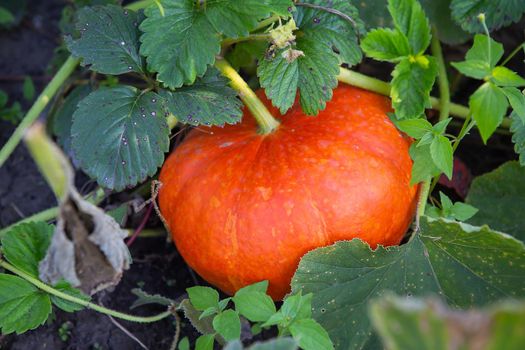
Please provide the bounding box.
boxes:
[0,1,521,349]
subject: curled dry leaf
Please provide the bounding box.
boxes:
[32,124,131,295]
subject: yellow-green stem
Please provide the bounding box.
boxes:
[215,58,279,134]
[430,27,451,122]
[222,33,272,47]
[24,123,68,200]
[337,67,511,128]
[0,259,173,323]
[416,178,431,221]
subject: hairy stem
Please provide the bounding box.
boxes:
[215,58,279,134]
[337,67,511,128]
[0,259,173,323]
[415,178,431,228]
[0,57,79,167]
[430,27,451,122]
[222,33,272,47]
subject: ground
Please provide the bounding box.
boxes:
[0,0,521,349]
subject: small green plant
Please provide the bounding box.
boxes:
[185,282,332,350]
[58,321,73,342]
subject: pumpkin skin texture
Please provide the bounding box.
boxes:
[159,85,418,300]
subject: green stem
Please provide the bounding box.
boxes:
[24,123,69,200]
[215,58,279,134]
[255,14,281,31]
[501,42,525,66]
[0,0,156,168]
[416,178,431,221]
[430,27,450,122]
[222,33,272,47]
[337,67,511,128]
[0,259,173,323]
[0,56,79,168]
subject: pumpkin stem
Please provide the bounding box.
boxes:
[215,58,280,135]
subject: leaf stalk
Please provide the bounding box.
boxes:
[0,259,173,323]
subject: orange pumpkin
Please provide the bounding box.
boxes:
[159,85,418,300]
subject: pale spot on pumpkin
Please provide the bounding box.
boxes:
[210,196,221,208]
[284,201,294,216]
[257,186,272,201]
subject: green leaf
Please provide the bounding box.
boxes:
[0,274,52,334]
[259,0,360,115]
[282,293,313,321]
[465,34,504,68]
[503,88,525,121]
[195,334,215,350]
[430,135,453,179]
[160,67,242,126]
[295,0,364,65]
[218,297,232,311]
[432,118,451,134]
[466,161,525,241]
[391,57,438,119]
[262,311,286,327]
[66,5,145,74]
[0,222,53,277]
[361,28,410,62]
[187,286,220,311]
[258,40,339,115]
[71,86,169,191]
[289,319,334,350]
[388,0,431,55]
[178,337,190,350]
[236,281,269,295]
[451,60,491,79]
[180,299,219,340]
[0,6,15,25]
[22,76,35,101]
[0,90,7,107]
[130,288,174,309]
[199,306,218,320]
[394,118,433,139]
[469,82,508,143]
[51,280,90,312]
[52,85,92,157]
[233,291,276,322]
[291,217,525,350]
[491,67,525,87]
[428,192,478,221]
[226,40,267,70]
[451,0,525,33]
[213,310,241,341]
[140,0,293,89]
[511,113,525,166]
[409,143,440,185]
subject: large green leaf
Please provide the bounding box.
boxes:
[391,57,438,119]
[466,161,525,241]
[71,85,169,190]
[511,113,525,166]
[419,0,470,44]
[0,222,53,277]
[160,68,242,126]
[451,0,525,33]
[361,28,410,62]
[0,274,52,334]
[469,82,508,143]
[370,296,525,350]
[140,0,292,89]
[292,217,525,350]
[258,0,361,115]
[66,5,145,74]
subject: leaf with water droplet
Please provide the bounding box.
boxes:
[71,85,169,190]
[292,217,525,349]
[66,5,145,75]
[160,67,242,127]
[140,0,293,89]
